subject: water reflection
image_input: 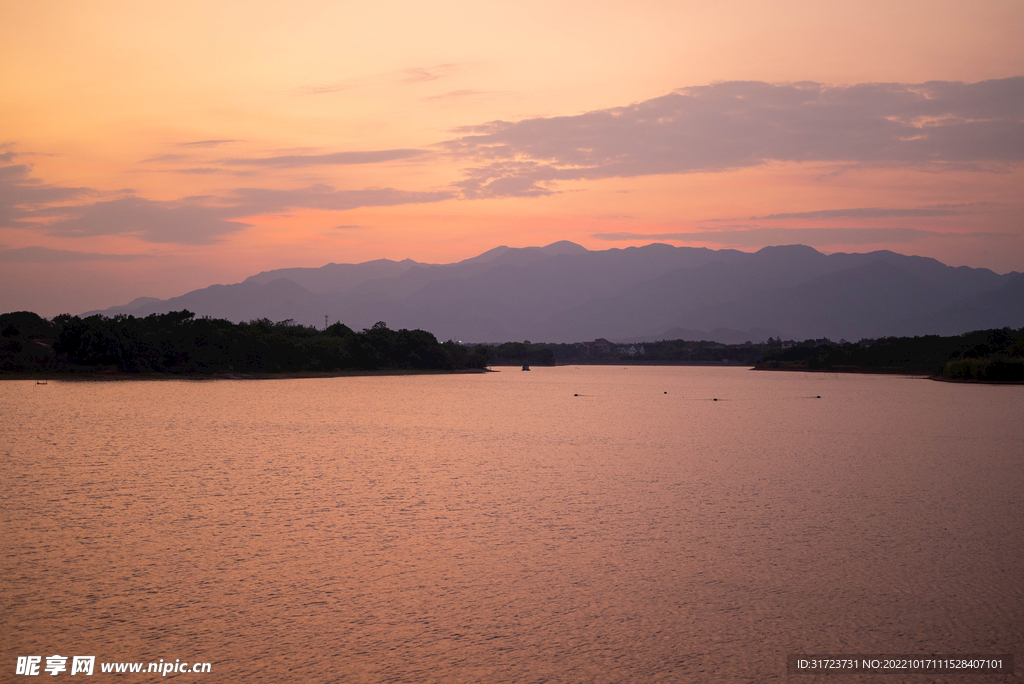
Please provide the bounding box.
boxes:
[2,368,1022,682]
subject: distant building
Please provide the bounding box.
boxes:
[582,338,613,356]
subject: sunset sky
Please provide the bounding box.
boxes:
[2,0,1023,316]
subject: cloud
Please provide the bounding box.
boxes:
[453,160,560,198]
[177,139,237,147]
[592,227,1018,247]
[330,225,361,230]
[4,160,454,244]
[443,77,1024,198]
[219,149,426,168]
[167,167,228,175]
[27,197,250,245]
[752,202,999,220]
[0,164,93,224]
[0,246,153,263]
[298,81,356,96]
[225,186,455,214]
[141,154,188,164]
[424,89,488,102]
[18,188,453,244]
[300,63,463,96]
[397,63,460,83]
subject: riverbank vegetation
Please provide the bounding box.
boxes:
[486,328,1024,381]
[3,309,1021,381]
[0,311,488,375]
[483,341,557,366]
[754,327,1024,381]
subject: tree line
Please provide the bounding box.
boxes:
[483,328,1024,381]
[3,308,1021,381]
[754,327,1024,381]
[0,310,488,374]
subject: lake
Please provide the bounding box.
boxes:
[2,367,1022,682]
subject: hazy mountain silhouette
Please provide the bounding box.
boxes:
[85,242,1022,343]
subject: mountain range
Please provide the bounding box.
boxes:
[85,242,1024,344]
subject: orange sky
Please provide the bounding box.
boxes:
[2,0,1023,316]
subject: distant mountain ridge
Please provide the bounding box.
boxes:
[84,242,1024,344]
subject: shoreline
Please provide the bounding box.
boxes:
[0,368,493,381]
[5,365,1021,384]
[752,365,1024,385]
[751,365,928,376]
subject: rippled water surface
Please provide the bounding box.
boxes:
[3,367,1023,682]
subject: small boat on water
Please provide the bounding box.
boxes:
[522,364,530,371]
